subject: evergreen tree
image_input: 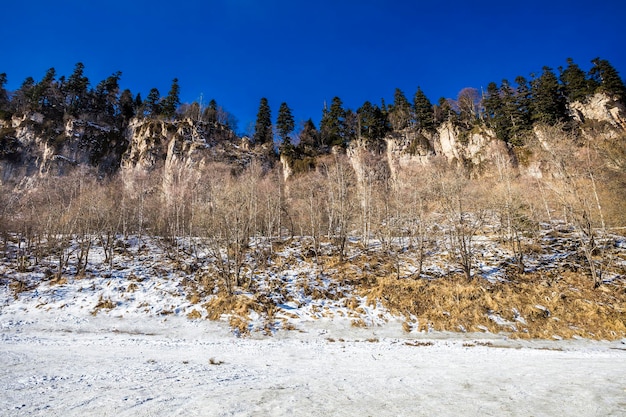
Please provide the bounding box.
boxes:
[344,109,358,143]
[65,62,90,115]
[559,58,590,103]
[0,73,8,113]
[357,101,389,142]
[203,99,218,123]
[32,67,60,113]
[143,88,161,117]
[389,88,412,130]
[320,96,346,147]
[510,76,532,141]
[93,71,121,118]
[434,97,454,125]
[413,87,434,131]
[483,82,502,121]
[297,118,320,152]
[589,57,626,99]
[514,76,531,118]
[119,89,136,122]
[13,76,36,112]
[483,81,509,140]
[276,102,295,144]
[253,97,272,145]
[161,78,181,118]
[134,93,142,110]
[530,66,568,125]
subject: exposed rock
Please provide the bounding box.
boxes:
[1,93,625,184]
[280,153,293,182]
[384,129,434,180]
[0,112,127,180]
[569,93,626,132]
[121,117,273,176]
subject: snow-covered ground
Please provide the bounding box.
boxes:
[2,311,625,417]
[2,233,625,416]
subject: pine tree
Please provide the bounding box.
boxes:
[559,58,590,103]
[510,76,532,141]
[253,97,272,145]
[344,109,358,143]
[93,71,121,118]
[203,99,218,123]
[483,81,508,140]
[32,68,60,113]
[357,101,389,142]
[0,73,8,113]
[276,102,295,144]
[389,88,412,130]
[530,66,568,125]
[413,87,434,131]
[119,89,136,122]
[13,76,36,112]
[297,118,320,152]
[134,93,142,110]
[434,97,454,125]
[320,96,346,147]
[143,88,161,117]
[66,62,90,115]
[161,78,181,119]
[589,58,626,99]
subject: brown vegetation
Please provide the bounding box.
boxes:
[1,125,625,339]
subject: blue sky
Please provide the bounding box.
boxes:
[2,0,625,134]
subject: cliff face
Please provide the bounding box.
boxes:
[344,122,514,184]
[569,93,626,133]
[1,93,624,184]
[0,114,268,183]
[0,113,126,181]
[121,118,240,171]
[341,93,625,183]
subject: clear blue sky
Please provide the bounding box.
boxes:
[2,0,625,134]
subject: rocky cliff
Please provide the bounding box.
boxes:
[1,93,624,184]
[0,113,272,183]
[0,112,127,181]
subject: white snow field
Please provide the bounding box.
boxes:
[2,311,625,417]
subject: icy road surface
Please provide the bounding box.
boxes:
[1,314,625,417]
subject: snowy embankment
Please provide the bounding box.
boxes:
[2,312,626,417]
[1,233,626,416]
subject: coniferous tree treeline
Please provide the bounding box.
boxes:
[1,57,625,166]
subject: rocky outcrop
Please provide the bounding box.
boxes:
[0,113,269,183]
[2,93,625,185]
[434,122,513,169]
[0,113,126,181]
[338,122,517,186]
[121,117,272,175]
[569,93,626,132]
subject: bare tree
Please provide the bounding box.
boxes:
[534,125,609,286]
[492,154,535,273]
[397,166,434,278]
[456,87,483,126]
[288,169,328,263]
[195,164,256,294]
[322,155,356,261]
[436,166,485,280]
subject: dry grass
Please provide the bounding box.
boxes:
[186,309,202,319]
[91,296,116,315]
[203,291,282,335]
[9,279,35,299]
[361,272,626,340]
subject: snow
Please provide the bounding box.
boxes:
[2,235,626,416]
[2,310,625,416]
